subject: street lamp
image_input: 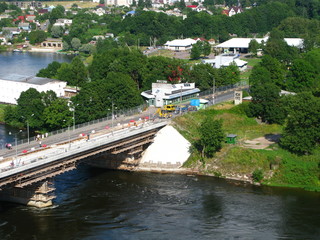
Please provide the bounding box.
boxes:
[69,102,79,132]
[209,72,215,105]
[26,113,34,144]
[9,129,22,162]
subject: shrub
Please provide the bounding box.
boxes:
[252,169,264,182]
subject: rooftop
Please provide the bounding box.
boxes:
[0,74,62,85]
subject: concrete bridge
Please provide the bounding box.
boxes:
[0,120,168,207]
[0,84,247,207]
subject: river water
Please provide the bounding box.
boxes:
[0,53,319,240]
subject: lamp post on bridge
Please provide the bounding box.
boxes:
[26,113,34,144]
[9,129,22,165]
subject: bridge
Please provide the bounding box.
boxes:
[0,120,168,207]
[0,84,247,207]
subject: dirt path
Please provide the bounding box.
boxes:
[242,134,281,149]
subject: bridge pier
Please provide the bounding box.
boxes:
[0,180,55,208]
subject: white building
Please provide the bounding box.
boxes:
[202,54,248,71]
[164,38,198,51]
[105,0,133,6]
[141,81,200,107]
[216,37,304,53]
[0,74,67,105]
[53,18,73,27]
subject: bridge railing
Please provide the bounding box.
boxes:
[7,104,147,147]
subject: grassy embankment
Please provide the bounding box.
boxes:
[173,102,320,191]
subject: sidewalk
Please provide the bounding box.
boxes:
[0,109,155,161]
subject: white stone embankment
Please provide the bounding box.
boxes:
[138,125,191,172]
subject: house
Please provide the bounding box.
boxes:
[0,74,67,105]
[2,27,20,35]
[0,14,11,20]
[141,81,200,107]
[105,33,114,38]
[202,53,248,71]
[25,15,36,22]
[13,16,25,22]
[38,9,49,15]
[18,22,31,31]
[53,19,73,27]
[222,6,243,17]
[0,36,7,45]
[164,38,198,51]
[40,38,63,49]
[105,0,133,6]
[208,38,216,45]
[123,10,136,18]
[215,37,304,53]
[92,35,105,40]
[91,8,106,16]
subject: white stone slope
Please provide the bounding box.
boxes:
[140,125,191,168]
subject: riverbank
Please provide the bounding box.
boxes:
[167,102,320,192]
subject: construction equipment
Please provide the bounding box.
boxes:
[163,104,176,112]
[154,108,173,119]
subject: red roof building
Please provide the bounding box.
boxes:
[186,5,197,8]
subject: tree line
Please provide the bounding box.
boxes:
[4,43,240,132]
[246,28,320,155]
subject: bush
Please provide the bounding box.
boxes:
[252,169,264,182]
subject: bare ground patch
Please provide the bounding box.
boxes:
[242,134,281,149]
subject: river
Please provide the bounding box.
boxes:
[0,53,319,240]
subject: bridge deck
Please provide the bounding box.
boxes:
[0,121,168,189]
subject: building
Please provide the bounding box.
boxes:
[222,6,243,17]
[202,53,248,71]
[141,81,200,107]
[164,38,198,51]
[215,37,304,53]
[0,74,67,105]
[40,38,63,49]
[53,19,73,27]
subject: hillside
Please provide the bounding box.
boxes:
[173,102,320,191]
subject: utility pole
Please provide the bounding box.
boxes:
[212,75,215,105]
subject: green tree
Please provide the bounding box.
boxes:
[71,38,81,51]
[51,26,64,38]
[56,56,88,87]
[248,39,259,56]
[28,30,47,44]
[287,59,316,92]
[49,5,65,24]
[62,41,70,51]
[280,92,320,155]
[197,117,224,158]
[190,42,201,59]
[16,88,46,128]
[37,61,62,78]
[248,83,286,124]
[79,44,96,54]
[44,98,72,131]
